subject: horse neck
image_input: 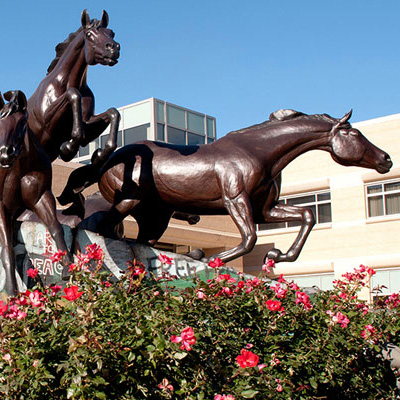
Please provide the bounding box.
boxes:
[50,32,88,89]
[269,124,330,176]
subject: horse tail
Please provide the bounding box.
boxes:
[57,163,102,220]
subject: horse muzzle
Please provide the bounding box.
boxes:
[0,145,17,169]
[375,153,393,174]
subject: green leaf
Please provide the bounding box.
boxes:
[174,352,188,360]
[241,389,259,398]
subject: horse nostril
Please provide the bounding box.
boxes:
[106,42,114,50]
[385,154,391,163]
[6,146,15,156]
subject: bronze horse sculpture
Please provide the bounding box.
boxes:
[0,91,72,295]
[61,109,392,265]
[27,9,120,170]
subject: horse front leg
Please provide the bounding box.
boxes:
[31,191,73,280]
[81,108,120,166]
[263,203,315,263]
[59,88,85,162]
[209,193,257,263]
[0,205,18,296]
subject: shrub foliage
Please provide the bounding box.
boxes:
[0,245,399,399]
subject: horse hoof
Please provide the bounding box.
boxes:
[266,248,282,263]
[60,141,79,161]
[185,248,205,260]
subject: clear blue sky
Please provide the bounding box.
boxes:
[2,0,399,137]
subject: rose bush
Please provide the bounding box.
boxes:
[0,248,399,399]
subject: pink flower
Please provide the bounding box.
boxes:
[62,286,83,301]
[27,268,39,278]
[236,348,260,368]
[171,326,196,351]
[2,353,11,362]
[32,359,39,368]
[7,305,27,320]
[331,311,350,328]
[361,324,377,340]
[86,243,104,261]
[295,291,312,310]
[208,258,224,268]
[277,384,283,392]
[266,299,284,312]
[196,289,205,299]
[258,363,267,371]
[158,378,173,391]
[262,258,275,273]
[214,395,235,400]
[68,263,79,272]
[216,274,236,284]
[51,250,66,263]
[158,254,173,265]
[29,290,44,308]
[271,283,288,299]
[367,267,376,276]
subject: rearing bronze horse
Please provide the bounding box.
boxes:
[27,9,120,165]
[77,109,391,265]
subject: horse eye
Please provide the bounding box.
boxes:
[339,129,348,136]
[350,130,358,137]
[86,31,92,38]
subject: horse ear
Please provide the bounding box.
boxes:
[3,90,27,112]
[0,92,4,110]
[81,9,91,28]
[339,109,353,124]
[100,10,109,28]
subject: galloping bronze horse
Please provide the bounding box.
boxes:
[0,91,72,295]
[66,109,392,265]
[27,9,120,165]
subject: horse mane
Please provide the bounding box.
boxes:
[0,102,18,119]
[46,18,104,74]
[228,109,343,136]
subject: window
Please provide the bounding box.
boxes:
[167,105,185,130]
[257,191,331,231]
[371,268,400,297]
[167,126,186,145]
[157,123,165,141]
[124,124,150,145]
[188,132,205,145]
[207,117,215,138]
[366,180,400,218]
[100,131,122,149]
[187,112,204,134]
[285,273,334,291]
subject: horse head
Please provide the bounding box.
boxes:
[81,9,120,66]
[329,110,392,174]
[0,91,28,169]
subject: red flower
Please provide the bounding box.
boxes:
[51,250,66,263]
[171,326,196,351]
[27,268,39,278]
[158,254,174,265]
[62,286,83,301]
[236,348,260,368]
[266,299,284,312]
[208,258,224,268]
[86,243,104,261]
[0,301,8,316]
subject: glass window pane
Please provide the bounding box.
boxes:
[188,133,205,145]
[371,270,390,295]
[288,205,316,227]
[207,118,215,138]
[318,203,332,223]
[317,192,330,201]
[187,112,204,134]
[320,275,334,290]
[258,222,285,231]
[157,123,165,141]
[368,196,383,217]
[79,145,89,157]
[384,182,400,192]
[124,124,150,145]
[167,126,186,145]
[156,101,165,123]
[367,184,382,194]
[287,195,315,206]
[167,105,185,129]
[101,132,122,149]
[385,193,400,215]
[390,270,400,293]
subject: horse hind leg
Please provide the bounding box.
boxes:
[263,203,315,263]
